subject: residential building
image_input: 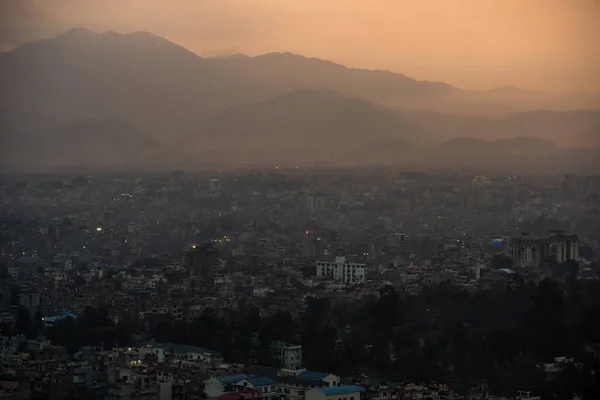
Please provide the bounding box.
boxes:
[508,231,579,267]
[316,257,366,284]
[306,385,365,400]
[280,345,302,370]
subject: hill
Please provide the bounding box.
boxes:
[0,118,164,170]
[437,136,556,157]
[198,89,430,155]
[402,109,600,147]
[0,28,246,140]
[0,28,598,170]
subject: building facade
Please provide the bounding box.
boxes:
[316,257,366,284]
[508,231,579,267]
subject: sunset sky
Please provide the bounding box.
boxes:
[1,0,598,92]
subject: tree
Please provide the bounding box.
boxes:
[372,285,401,333]
[28,309,44,338]
[15,306,31,335]
[566,260,579,281]
[0,263,8,280]
[490,255,513,270]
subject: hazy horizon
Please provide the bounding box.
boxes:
[1,0,599,92]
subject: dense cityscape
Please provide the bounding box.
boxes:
[2,1,600,399]
[1,169,599,399]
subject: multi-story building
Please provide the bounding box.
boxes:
[316,256,366,284]
[306,386,365,400]
[508,231,579,267]
[280,345,302,370]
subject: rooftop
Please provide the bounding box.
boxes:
[317,385,365,396]
[217,374,251,384]
[244,377,276,387]
[153,342,218,355]
[297,371,330,380]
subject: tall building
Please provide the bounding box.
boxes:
[562,174,600,197]
[316,256,366,284]
[508,231,579,267]
[306,195,325,212]
[281,345,302,370]
[209,178,220,192]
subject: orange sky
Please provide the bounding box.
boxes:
[1,0,598,92]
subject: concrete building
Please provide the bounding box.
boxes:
[316,256,366,284]
[306,385,365,400]
[210,178,221,192]
[281,345,302,370]
[508,231,579,267]
[204,374,250,398]
[277,376,327,400]
[296,371,340,387]
[235,377,277,400]
[307,196,325,212]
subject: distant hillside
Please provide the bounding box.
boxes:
[402,109,600,147]
[199,89,430,154]
[0,28,246,140]
[438,136,556,156]
[2,29,597,143]
[0,28,598,171]
[0,118,164,169]
[203,52,520,116]
[348,138,414,165]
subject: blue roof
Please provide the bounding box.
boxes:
[317,386,365,396]
[44,312,76,322]
[245,377,276,387]
[217,374,250,384]
[298,371,330,380]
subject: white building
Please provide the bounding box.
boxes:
[316,256,366,284]
[296,371,340,387]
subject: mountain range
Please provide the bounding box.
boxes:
[1,28,599,170]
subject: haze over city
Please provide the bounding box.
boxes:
[1,3,600,398]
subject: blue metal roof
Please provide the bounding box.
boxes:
[298,371,330,380]
[44,312,77,322]
[245,377,276,387]
[217,374,250,384]
[317,386,365,396]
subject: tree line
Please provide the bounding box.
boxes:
[8,277,600,399]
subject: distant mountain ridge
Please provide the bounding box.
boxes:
[0,118,166,169]
[440,136,556,155]
[198,89,432,153]
[0,28,599,170]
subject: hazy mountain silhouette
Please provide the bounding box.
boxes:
[203,52,522,115]
[198,89,431,154]
[477,86,600,112]
[348,138,415,165]
[0,28,599,170]
[402,109,600,147]
[439,136,556,155]
[0,28,249,139]
[0,118,165,169]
